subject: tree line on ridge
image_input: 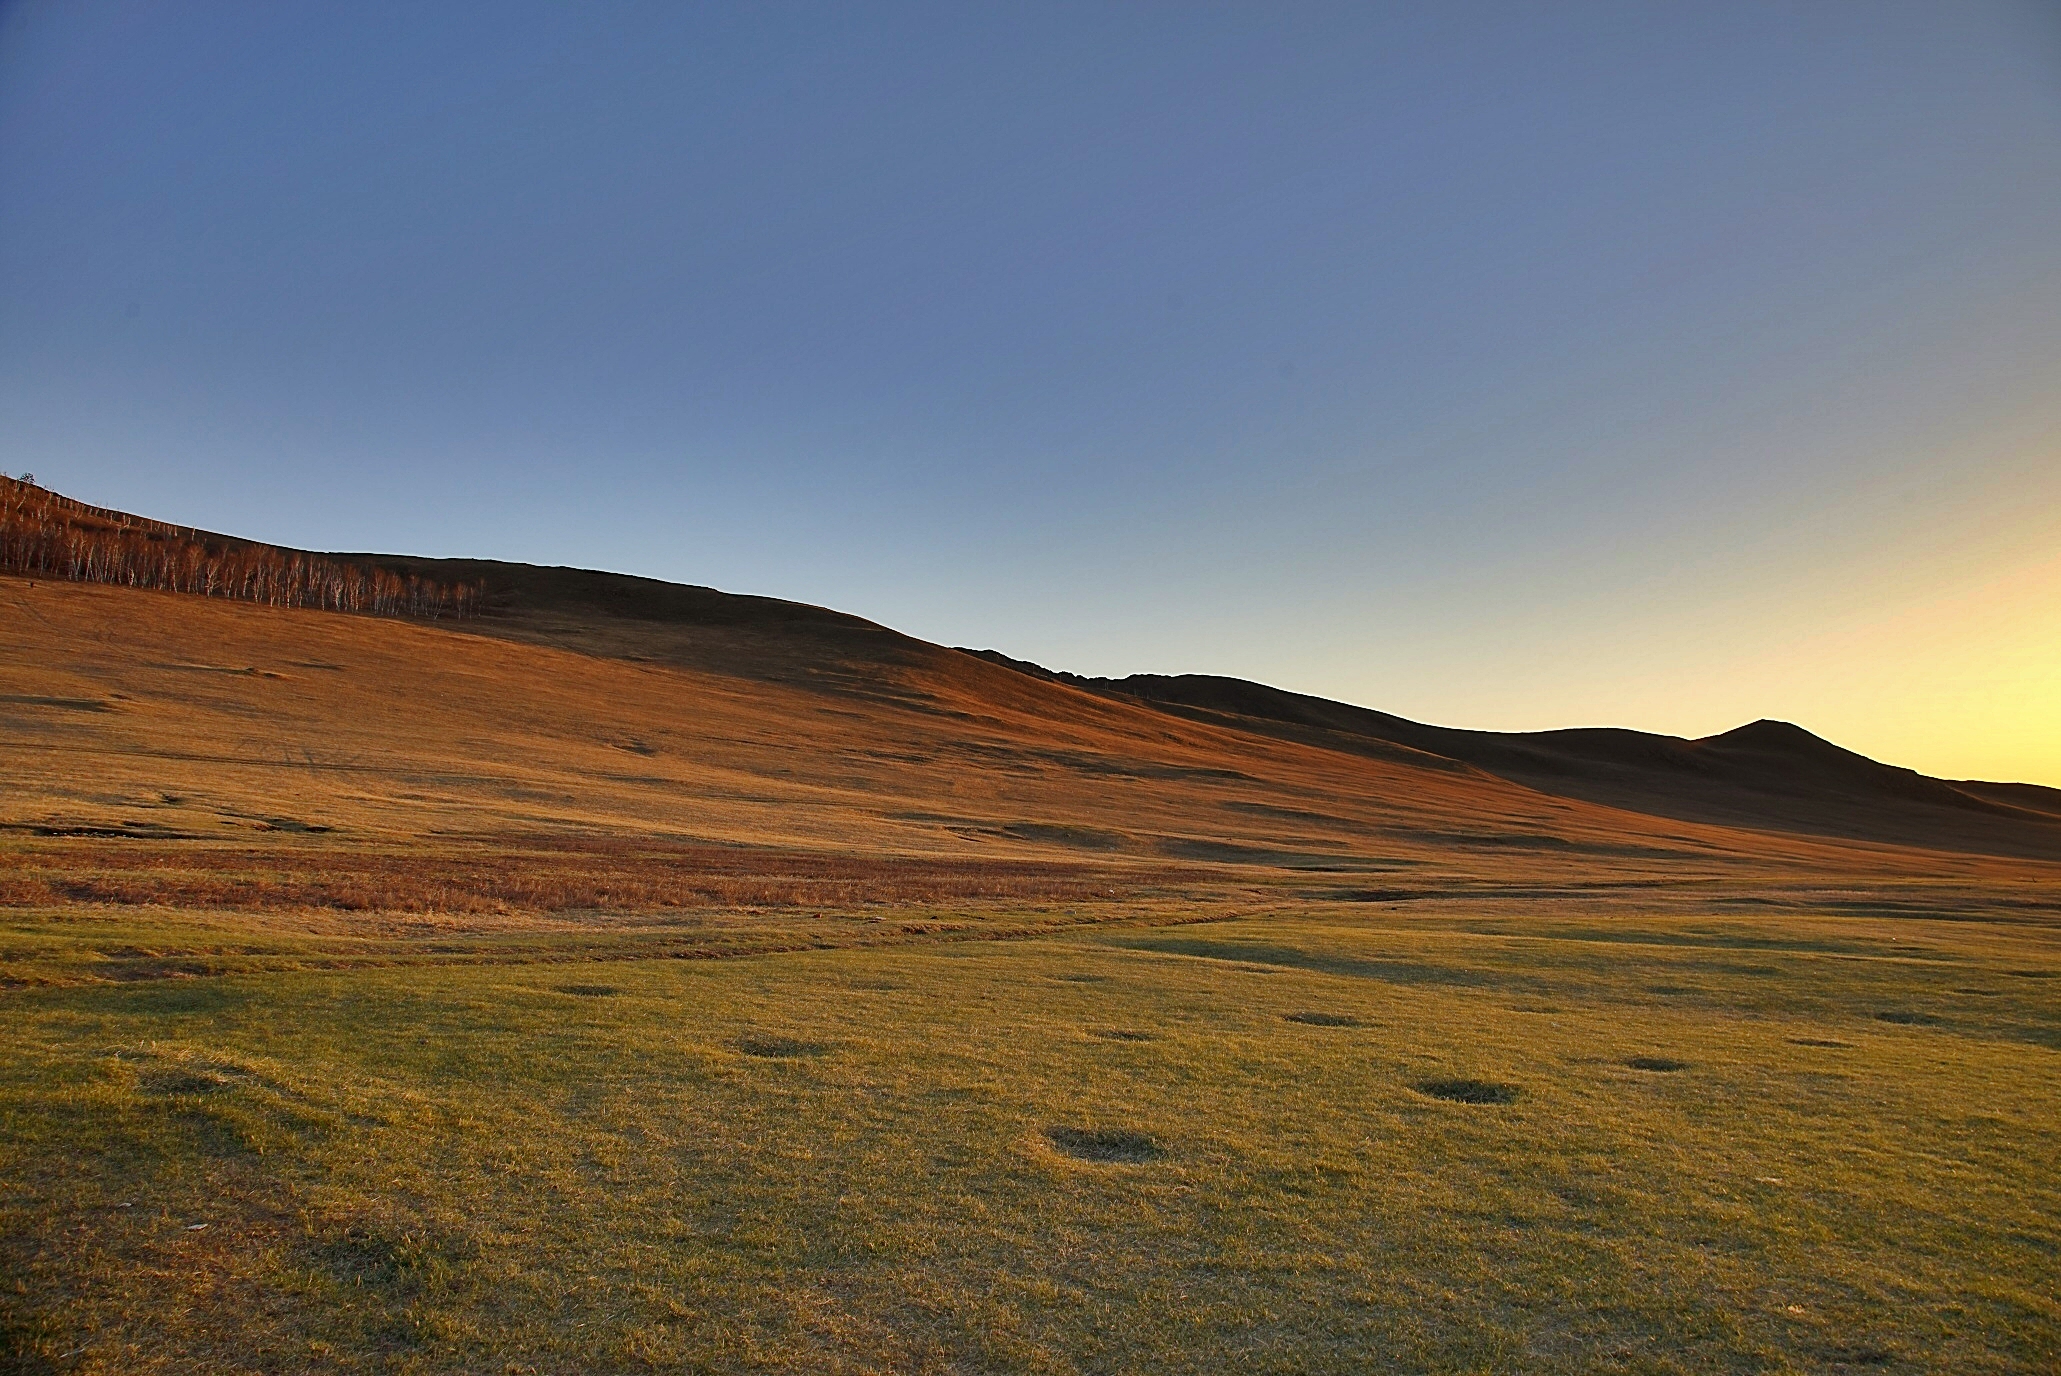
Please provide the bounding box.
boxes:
[0,475,480,619]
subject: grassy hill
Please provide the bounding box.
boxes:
[2,489,2057,1373]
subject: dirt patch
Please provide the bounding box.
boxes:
[1789,1037,1850,1048]
[554,984,618,997]
[1054,973,1106,983]
[1875,1011,1942,1026]
[1414,1077,1519,1105]
[1045,1126,1163,1163]
[733,1035,827,1059]
[1625,1056,1687,1072]
[1284,1011,1361,1027]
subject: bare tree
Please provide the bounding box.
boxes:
[0,475,481,620]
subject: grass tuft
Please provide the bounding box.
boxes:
[1414,1077,1520,1105]
[731,1034,827,1059]
[1045,1126,1164,1163]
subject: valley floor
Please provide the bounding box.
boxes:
[4,889,2057,1374]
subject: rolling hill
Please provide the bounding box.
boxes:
[7,483,2061,1375]
[961,655,2061,861]
[3,476,2058,907]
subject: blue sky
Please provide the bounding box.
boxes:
[4,2,2060,780]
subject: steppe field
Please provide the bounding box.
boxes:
[3,570,2058,1375]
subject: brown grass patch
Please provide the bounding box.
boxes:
[733,1035,827,1059]
[1414,1077,1519,1105]
[0,836,1158,916]
[1045,1126,1163,1163]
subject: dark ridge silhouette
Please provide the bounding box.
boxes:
[960,659,2061,859]
[350,552,967,702]
[349,554,876,629]
[1955,781,2061,819]
[0,476,479,619]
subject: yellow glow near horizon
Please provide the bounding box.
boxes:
[1336,515,2061,790]
[1785,546,2061,787]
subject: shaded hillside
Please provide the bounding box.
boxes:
[352,553,982,704]
[962,658,2061,861]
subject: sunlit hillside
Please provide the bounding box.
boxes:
[3,515,2057,1374]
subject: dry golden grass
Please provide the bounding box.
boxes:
[0,836,1156,917]
[5,573,2051,888]
[4,572,2060,1372]
[3,900,2057,1373]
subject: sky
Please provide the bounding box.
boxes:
[3,1,2059,784]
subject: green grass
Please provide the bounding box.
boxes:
[3,904,2058,1373]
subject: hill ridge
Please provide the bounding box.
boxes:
[1,478,2055,860]
[956,654,2061,856]
[0,475,479,618]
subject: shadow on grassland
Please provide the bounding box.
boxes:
[1106,936,1527,990]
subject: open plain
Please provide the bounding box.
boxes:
[3,568,2058,1374]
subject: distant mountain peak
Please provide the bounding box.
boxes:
[1700,719,1834,751]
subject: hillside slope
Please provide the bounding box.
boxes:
[0,575,1670,870]
[1,474,2055,874]
[962,657,2061,861]
[353,549,2061,861]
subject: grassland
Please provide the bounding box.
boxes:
[4,572,2060,1372]
[4,888,2057,1374]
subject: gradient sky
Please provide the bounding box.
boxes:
[4,2,2059,784]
